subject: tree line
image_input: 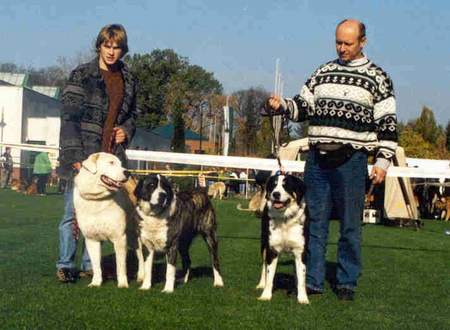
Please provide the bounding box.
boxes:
[1,50,449,159]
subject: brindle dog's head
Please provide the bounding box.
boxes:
[134,174,174,216]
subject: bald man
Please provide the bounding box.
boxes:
[266,19,398,300]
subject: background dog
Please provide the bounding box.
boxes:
[256,173,309,304]
[73,152,143,288]
[236,189,266,215]
[134,174,224,293]
[207,181,226,200]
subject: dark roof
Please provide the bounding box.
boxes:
[152,124,207,141]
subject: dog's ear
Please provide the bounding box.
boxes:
[134,178,144,199]
[294,177,306,205]
[82,153,100,174]
[265,175,276,200]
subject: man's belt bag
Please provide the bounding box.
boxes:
[314,144,355,169]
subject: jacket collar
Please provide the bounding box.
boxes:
[87,57,129,79]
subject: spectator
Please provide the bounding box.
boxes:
[33,152,52,195]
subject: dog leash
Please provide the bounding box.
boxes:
[265,101,286,175]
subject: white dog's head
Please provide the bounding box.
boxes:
[75,153,129,198]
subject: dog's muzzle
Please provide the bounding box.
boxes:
[100,175,126,190]
[270,191,291,210]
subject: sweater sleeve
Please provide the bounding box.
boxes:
[373,74,398,166]
[280,66,322,122]
[59,68,86,166]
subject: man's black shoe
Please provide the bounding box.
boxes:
[306,287,323,296]
[56,268,76,283]
[337,288,355,301]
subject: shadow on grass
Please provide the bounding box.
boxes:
[99,252,217,285]
[268,261,338,295]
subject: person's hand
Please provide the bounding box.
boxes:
[113,127,127,144]
[72,162,81,171]
[267,95,281,111]
[370,166,386,185]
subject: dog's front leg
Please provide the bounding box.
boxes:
[162,247,177,293]
[139,248,154,290]
[258,250,278,301]
[256,248,267,289]
[85,239,102,287]
[136,238,145,283]
[113,235,128,288]
[294,251,309,304]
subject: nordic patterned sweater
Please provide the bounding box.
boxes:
[280,56,398,170]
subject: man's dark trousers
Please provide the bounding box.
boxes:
[304,149,368,292]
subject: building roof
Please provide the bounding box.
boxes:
[152,124,207,141]
[30,86,60,99]
[0,72,28,86]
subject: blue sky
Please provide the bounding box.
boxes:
[1,0,449,124]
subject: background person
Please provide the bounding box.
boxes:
[266,18,398,301]
[56,23,138,283]
[0,147,13,189]
[32,152,52,195]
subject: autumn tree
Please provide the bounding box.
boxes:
[231,87,269,156]
[413,106,441,144]
[125,48,223,150]
[446,121,450,152]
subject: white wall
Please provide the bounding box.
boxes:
[0,85,23,166]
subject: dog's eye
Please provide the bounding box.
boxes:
[109,161,114,165]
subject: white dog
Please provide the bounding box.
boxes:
[73,152,144,288]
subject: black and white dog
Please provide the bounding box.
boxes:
[134,174,224,293]
[256,173,309,304]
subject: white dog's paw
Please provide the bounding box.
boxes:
[88,280,102,287]
[256,281,265,290]
[162,287,174,294]
[117,275,128,288]
[139,282,151,290]
[213,274,224,287]
[297,296,310,304]
[257,293,272,301]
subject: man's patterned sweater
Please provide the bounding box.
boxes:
[281,56,398,169]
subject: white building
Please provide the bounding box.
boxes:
[0,72,61,179]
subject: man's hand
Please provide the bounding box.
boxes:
[72,162,81,171]
[267,95,281,111]
[113,127,127,144]
[370,166,386,185]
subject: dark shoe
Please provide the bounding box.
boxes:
[306,287,323,295]
[56,268,76,283]
[78,270,94,278]
[337,288,355,301]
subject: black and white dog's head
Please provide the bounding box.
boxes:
[134,174,174,216]
[265,174,306,218]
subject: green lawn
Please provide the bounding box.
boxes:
[0,189,449,329]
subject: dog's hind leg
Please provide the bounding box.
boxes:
[139,248,154,290]
[162,246,177,293]
[178,239,193,284]
[85,239,102,287]
[202,229,224,287]
[113,235,129,288]
[294,250,309,304]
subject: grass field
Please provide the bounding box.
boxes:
[0,188,449,329]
